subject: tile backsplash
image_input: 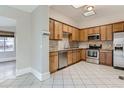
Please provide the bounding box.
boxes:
[49,33,79,51]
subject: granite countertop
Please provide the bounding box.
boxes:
[49,48,87,52]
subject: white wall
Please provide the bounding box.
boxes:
[0,26,16,32]
[0,6,31,71]
[31,5,50,81]
[49,7,79,28]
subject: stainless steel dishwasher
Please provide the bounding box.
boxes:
[58,50,68,69]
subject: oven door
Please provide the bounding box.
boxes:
[87,50,99,59]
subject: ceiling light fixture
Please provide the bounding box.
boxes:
[87,6,94,11]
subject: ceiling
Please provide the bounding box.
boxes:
[0,16,16,26]
[8,5,38,13]
[50,5,124,23]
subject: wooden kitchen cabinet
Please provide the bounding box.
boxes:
[72,50,77,63]
[100,24,113,41]
[80,49,86,61]
[79,29,88,42]
[63,24,69,33]
[88,28,94,35]
[49,52,58,73]
[54,21,63,40]
[80,29,84,41]
[106,51,112,66]
[76,50,81,62]
[49,19,54,39]
[106,24,113,40]
[68,26,73,33]
[113,22,124,32]
[93,27,100,34]
[70,27,79,41]
[100,25,106,41]
[100,50,112,66]
[67,51,73,65]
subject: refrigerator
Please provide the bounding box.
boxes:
[113,32,124,68]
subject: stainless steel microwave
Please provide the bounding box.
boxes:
[88,34,100,41]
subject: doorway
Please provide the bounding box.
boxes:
[0,16,16,82]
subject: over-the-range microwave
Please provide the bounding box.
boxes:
[88,34,100,41]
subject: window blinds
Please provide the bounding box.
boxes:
[0,31,14,37]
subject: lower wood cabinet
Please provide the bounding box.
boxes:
[49,52,58,73]
[80,49,86,61]
[67,51,73,65]
[100,50,112,66]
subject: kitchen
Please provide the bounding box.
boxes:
[49,5,124,74]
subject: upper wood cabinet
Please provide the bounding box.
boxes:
[70,27,79,41]
[49,19,63,40]
[106,24,113,40]
[113,22,124,32]
[68,26,73,33]
[54,21,63,40]
[93,27,100,34]
[100,24,113,41]
[100,25,106,41]
[49,19,54,40]
[80,29,88,42]
[49,52,58,73]
[63,24,69,33]
[88,28,94,35]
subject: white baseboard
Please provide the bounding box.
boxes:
[0,57,16,62]
[31,68,50,81]
[16,67,31,76]
[16,67,50,81]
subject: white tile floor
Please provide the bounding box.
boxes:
[0,61,124,88]
[0,61,16,82]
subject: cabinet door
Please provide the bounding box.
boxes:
[84,29,88,41]
[106,51,112,66]
[113,22,124,32]
[106,24,113,41]
[72,28,77,41]
[67,51,73,65]
[68,26,73,33]
[49,52,58,73]
[76,29,79,41]
[63,24,69,33]
[80,30,84,41]
[49,19,54,40]
[93,27,100,34]
[54,21,63,40]
[100,25,106,41]
[100,52,106,65]
[72,51,77,63]
[81,49,86,60]
[88,28,94,35]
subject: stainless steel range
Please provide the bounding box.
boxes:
[86,44,101,64]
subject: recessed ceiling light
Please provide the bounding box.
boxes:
[72,5,83,8]
[87,6,94,11]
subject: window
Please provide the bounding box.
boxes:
[0,37,15,52]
